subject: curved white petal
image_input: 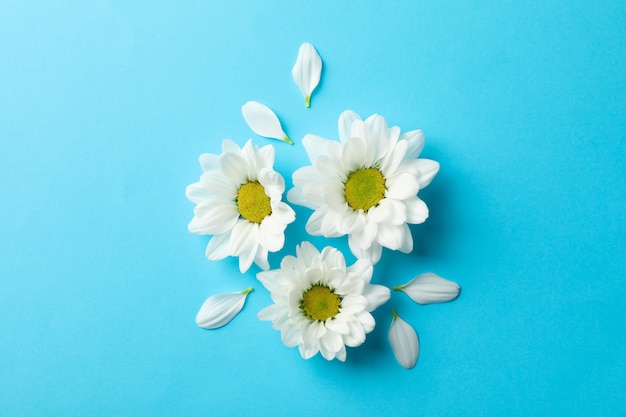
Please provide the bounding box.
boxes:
[185,182,212,204]
[229,221,260,273]
[196,288,253,329]
[415,159,440,189]
[363,284,391,312]
[205,232,231,261]
[395,272,461,304]
[338,110,361,143]
[292,42,322,108]
[401,129,425,159]
[404,196,429,224]
[389,311,419,369]
[188,201,239,235]
[241,101,292,144]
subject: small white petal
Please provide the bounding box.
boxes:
[196,288,253,329]
[362,284,391,312]
[292,42,322,108]
[205,232,231,261]
[389,311,419,369]
[395,272,461,304]
[338,110,361,143]
[241,101,292,144]
[415,159,440,189]
[401,129,425,159]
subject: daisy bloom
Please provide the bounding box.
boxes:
[185,139,296,273]
[196,288,253,329]
[287,110,439,264]
[257,242,390,361]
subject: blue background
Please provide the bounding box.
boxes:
[1,1,625,416]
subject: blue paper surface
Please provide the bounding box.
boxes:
[1,1,624,416]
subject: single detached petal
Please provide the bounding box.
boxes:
[242,101,292,144]
[389,310,419,369]
[292,42,322,108]
[394,272,461,304]
[195,288,253,329]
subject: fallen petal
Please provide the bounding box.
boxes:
[394,272,460,304]
[292,42,322,108]
[195,288,253,329]
[241,101,292,144]
[388,310,419,369]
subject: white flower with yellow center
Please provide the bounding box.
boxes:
[287,110,439,264]
[186,139,296,273]
[257,242,390,361]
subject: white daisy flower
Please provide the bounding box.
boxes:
[185,139,296,273]
[287,110,439,264]
[257,242,390,362]
[196,288,253,329]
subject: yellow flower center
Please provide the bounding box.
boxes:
[236,181,271,223]
[344,168,386,211]
[300,285,341,322]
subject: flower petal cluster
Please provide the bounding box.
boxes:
[196,288,253,329]
[288,110,439,264]
[257,242,390,361]
[292,42,322,108]
[186,139,295,273]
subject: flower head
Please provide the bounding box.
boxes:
[287,110,439,264]
[257,242,390,361]
[394,272,461,304]
[196,288,253,329]
[292,42,322,108]
[242,101,292,144]
[388,310,419,369]
[186,139,296,273]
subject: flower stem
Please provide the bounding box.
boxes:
[305,96,311,108]
[241,287,254,295]
[392,285,404,291]
[282,135,294,145]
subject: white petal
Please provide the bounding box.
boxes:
[405,196,429,224]
[348,237,383,264]
[338,110,361,143]
[367,198,407,226]
[401,129,425,159]
[389,311,419,369]
[376,223,405,251]
[253,245,270,270]
[341,136,368,172]
[185,182,211,204]
[415,159,440,189]
[199,153,220,172]
[241,101,291,144]
[200,171,238,199]
[188,201,239,235]
[195,288,253,329]
[205,232,231,261]
[363,284,390,312]
[292,42,322,108]
[258,216,285,252]
[395,272,461,304]
[302,133,342,163]
[219,152,249,185]
[386,172,420,200]
[257,303,283,321]
[229,221,260,273]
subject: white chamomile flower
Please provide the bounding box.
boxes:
[388,310,419,369]
[242,101,292,144]
[394,272,460,304]
[292,42,322,108]
[196,288,253,329]
[287,110,439,264]
[185,139,296,273]
[257,242,390,362]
